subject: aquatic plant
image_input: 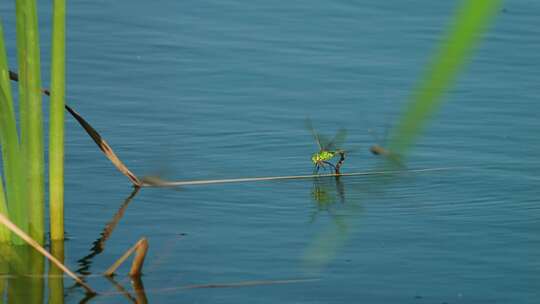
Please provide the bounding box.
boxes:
[0,22,20,243]
[388,0,502,156]
[15,0,46,244]
[0,0,66,244]
[0,21,26,244]
[49,0,67,241]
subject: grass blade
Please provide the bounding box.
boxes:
[24,0,45,244]
[0,178,9,242]
[15,0,45,244]
[12,0,32,245]
[388,0,502,155]
[49,0,66,241]
[0,20,23,242]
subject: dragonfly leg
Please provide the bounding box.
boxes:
[322,161,337,173]
[320,163,329,173]
[313,164,320,174]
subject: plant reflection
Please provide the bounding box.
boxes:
[76,187,140,275]
[48,241,65,304]
[0,244,45,304]
[102,275,148,304]
[132,276,149,304]
[0,241,99,303]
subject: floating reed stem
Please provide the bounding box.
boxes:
[0,212,95,294]
[49,0,66,241]
[104,238,148,277]
[140,167,461,188]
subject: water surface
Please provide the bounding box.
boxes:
[0,0,538,303]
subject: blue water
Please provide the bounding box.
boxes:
[1,0,539,303]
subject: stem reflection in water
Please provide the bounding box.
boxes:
[76,188,140,275]
[48,241,64,304]
[0,244,45,304]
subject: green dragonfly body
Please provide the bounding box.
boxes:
[311,150,336,164]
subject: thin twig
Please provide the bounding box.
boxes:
[140,166,463,187]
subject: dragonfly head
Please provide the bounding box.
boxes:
[311,153,320,164]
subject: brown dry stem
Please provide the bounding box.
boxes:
[104,238,148,277]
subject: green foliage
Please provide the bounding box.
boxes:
[0,0,66,244]
[388,0,502,155]
[18,0,46,244]
[0,21,24,243]
[49,0,66,241]
[0,180,10,242]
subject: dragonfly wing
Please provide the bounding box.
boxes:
[340,144,361,155]
[318,133,331,150]
[325,128,347,151]
[305,118,323,150]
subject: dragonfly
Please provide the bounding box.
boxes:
[368,128,391,157]
[306,119,349,175]
[368,127,404,166]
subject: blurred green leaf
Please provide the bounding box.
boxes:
[389,0,502,155]
[304,0,502,271]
